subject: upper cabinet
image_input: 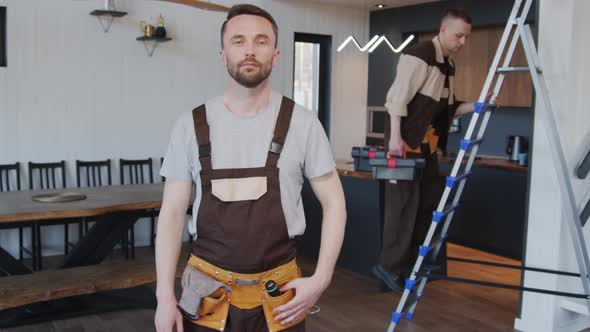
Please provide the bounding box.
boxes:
[419,25,534,108]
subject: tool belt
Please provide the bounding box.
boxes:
[405,126,439,156]
[181,255,305,332]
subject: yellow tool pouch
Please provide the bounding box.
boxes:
[185,255,306,332]
[405,126,439,155]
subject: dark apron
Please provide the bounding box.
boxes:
[185,97,304,332]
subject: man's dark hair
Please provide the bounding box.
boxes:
[442,8,472,25]
[220,4,278,48]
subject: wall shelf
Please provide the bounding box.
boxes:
[90,10,128,33]
[136,36,172,57]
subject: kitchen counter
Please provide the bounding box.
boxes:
[440,153,528,173]
[336,152,528,178]
[336,160,372,180]
[298,152,528,276]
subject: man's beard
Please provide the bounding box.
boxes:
[227,57,272,88]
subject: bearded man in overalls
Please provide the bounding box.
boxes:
[154,4,346,332]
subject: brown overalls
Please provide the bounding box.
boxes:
[380,57,455,277]
[183,97,306,332]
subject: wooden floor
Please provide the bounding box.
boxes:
[1,243,523,332]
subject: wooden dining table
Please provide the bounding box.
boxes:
[0,183,166,327]
[0,183,164,224]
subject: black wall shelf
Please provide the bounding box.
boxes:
[136,36,172,57]
[90,10,128,33]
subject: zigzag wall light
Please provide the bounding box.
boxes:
[337,34,415,53]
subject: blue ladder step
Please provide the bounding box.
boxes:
[474,102,497,114]
[446,173,471,189]
[432,203,462,223]
[460,138,484,151]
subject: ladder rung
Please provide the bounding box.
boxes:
[431,233,448,249]
[497,66,528,73]
[408,265,439,288]
[497,66,542,73]
[432,203,461,223]
[392,311,403,324]
[405,291,420,309]
[474,102,496,114]
[404,278,417,292]
[581,198,590,227]
[418,245,432,257]
[460,138,483,151]
[576,148,590,179]
[444,202,462,215]
[445,173,470,189]
[413,264,441,280]
[413,274,433,292]
[422,263,440,272]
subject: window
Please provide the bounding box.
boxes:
[294,41,320,113]
[292,33,332,136]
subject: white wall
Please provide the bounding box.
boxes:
[515,0,590,331]
[0,0,369,256]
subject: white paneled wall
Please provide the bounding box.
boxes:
[515,0,590,331]
[0,0,369,256]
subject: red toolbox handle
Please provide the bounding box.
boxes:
[387,158,397,169]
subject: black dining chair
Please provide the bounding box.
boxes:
[76,159,112,233]
[29,160,80,270]
[119,158,154,259]
[29,161,66,190]
[76,159,112,188]
[0,162,20,192]
[0,163,34,266]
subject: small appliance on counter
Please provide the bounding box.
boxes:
[506,135,528,162]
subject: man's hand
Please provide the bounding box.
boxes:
[278,170,343,326]
[273,275,328,325]
[389,132,406,157]
[155,295,184,332]
[388,114,405,157]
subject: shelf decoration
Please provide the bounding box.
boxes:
[137,15,172,57]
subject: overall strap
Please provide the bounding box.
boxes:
[192,104,212,171]
[265,97,295,168]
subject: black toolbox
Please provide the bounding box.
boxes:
[351,146,387,172]
[351,146,426,180]
[369,157,426,181]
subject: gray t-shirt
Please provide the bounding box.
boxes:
[160,91,336,238]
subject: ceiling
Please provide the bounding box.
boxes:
[275,0,440,11]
